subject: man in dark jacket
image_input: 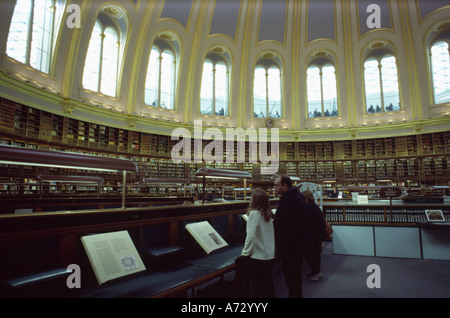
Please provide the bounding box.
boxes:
[273,175,307,298]
[302,190,326,281]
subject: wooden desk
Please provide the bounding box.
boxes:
[0,201,279,297]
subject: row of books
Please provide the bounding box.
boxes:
[324,207,450,223]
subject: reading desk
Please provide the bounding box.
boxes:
[0,201,263,298]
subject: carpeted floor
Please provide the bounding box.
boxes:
[272,241,450,298]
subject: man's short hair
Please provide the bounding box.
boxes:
[278,175,293,189]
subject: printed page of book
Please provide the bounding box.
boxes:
[81,230,146,285]
[185,221,228,254]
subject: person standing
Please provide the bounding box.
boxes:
[273,175,307,298]
[240,188,276,298]
[302,190,326,281]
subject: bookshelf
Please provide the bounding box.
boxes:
[286,142,296,160]
[324,204,450,225]
[355,139,365,158]
[0,97,448,193]
[0,98,15,131]
[386,159,396,179]
[435,156,448,179]
[285,162,297,176]
[14,104,28,136]
[298,142,307,160]
[307,141,316,159]
[343,140,353,159]
[325,161,335,179]
[385,137,396,157]
[407,135,418,156]
[342,161,353,179]
[140,133,151,155]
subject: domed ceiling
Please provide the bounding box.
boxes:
[0,0,449,141]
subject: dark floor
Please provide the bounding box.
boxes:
[278,242,450,298]
[214,241,450,298]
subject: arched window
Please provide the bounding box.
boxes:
[101,27,119,97]
[82,22,101,92]
[430,41,450,104]
[364,54,400,113]
[82,22,120,97]
[307,63,338,118]
[6,0,60,73]
[200,56,229,116]
[144,46,176,109]
[253,58,282,118]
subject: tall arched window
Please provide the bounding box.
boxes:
[253,59,282,118]
[82,22,120,97]
[307,63,338,118]
[144,46,176,109]
[430,41,450,104]
[364,54,400,113]
[82,22,101,92]
[200,56,229,116]
[101,28,119,97]
[6,0,60,73]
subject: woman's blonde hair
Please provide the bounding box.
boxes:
[247,188,272,222]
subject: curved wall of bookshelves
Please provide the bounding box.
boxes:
[0,97,448,190]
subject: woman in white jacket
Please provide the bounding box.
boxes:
[240,188,276,298]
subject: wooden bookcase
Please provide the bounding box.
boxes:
[0,97,448,194]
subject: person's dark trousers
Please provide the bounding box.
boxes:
[234,255,251,297]
[247,258,276,298]
[304,240,322,275]
[281,252,303,298]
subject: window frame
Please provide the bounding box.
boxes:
[144,44,177,110]
[82,20,121,97]
[306,62,338,118]
[429,39,450,105]
[6,0,58,74]
[253,59,282,119]
[363,52,401,115]
[200,56,230,116]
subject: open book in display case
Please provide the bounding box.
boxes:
[185,221,228,255]
[81,231,146,285]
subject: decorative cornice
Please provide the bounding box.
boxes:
[127,115,138,129]
[63,98,76,114]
